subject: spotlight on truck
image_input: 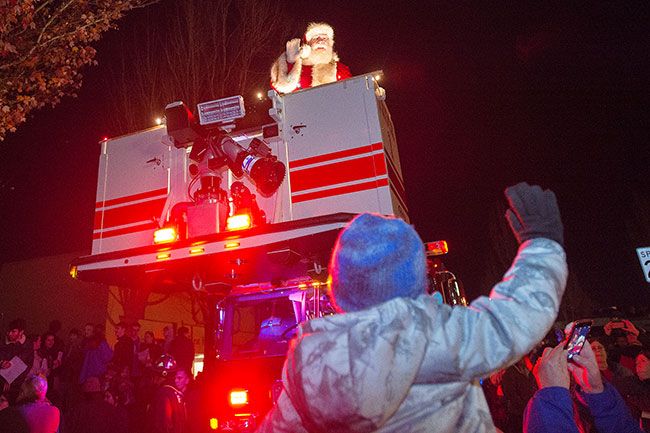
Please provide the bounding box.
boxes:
[164,97,286,196]
[219,137,285,196]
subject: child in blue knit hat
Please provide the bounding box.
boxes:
[258,183,568,433]
[328,213,427,312]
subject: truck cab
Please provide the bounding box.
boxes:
[203,280,335,431]
[202,248,465,432]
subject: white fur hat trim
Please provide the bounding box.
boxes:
[305,22,334,42]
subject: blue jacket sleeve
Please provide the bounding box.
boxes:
[577,382,644,433]
[523,387,579,433]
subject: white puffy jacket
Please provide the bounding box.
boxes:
[256,238,568,433]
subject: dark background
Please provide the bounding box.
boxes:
[1,1,648,310]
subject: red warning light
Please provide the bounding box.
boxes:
[425,240,448,256]
[229,389,248,407]
[154,227,178,244]
[227,214,252,231]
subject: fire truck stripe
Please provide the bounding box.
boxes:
[291,178,389,203]
[94,197,166,230]
[290,153,387,193]
[95,187,168,209]
[289,142,383,169]
[92,222,157,239]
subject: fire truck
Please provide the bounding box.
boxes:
[71,72,465,431]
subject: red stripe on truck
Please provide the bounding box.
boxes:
[95,187,168,209]
[290,153,387,193]
[92,222,157,239]
[94,197,166,230]
[291,178,389,203]
[289,142,383,169]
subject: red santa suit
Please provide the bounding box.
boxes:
[271,22,351,93]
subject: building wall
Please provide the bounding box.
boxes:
[105,286,205,355]
[0,252,109,337]
[0,252,205,371]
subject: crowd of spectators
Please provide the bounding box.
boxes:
[2,182,650,433]
[0,318,197,433]
[484,318,650,432]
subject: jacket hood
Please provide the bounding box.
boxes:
[283,297,429,433]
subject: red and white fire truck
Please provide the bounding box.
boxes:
[71,72,465,431]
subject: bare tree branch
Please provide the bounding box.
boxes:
[103,0,294,135]
[146,292,172,306]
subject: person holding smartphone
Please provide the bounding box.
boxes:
[523,339,643,433]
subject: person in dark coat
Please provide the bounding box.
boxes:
[502,354,538,433]
[112,322,134,373]
[0,318,34,404]
[64,376,128,433]
[169,327,194,374]
[0,392,29,433]
[147,355,187,433]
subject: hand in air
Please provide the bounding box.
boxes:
[286,38,302,63]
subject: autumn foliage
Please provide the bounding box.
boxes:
[0,0,156,141]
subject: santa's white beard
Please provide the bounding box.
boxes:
[303,47,333,66]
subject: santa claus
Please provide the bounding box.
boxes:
[270,22,352,94]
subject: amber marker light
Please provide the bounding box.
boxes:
[209,418,218,430]
[189,247,205,255]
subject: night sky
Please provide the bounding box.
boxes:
[1,2,648,311]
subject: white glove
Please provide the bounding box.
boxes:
[375,86,386,100]
[286,38,301,63]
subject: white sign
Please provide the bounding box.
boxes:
[637,247,650,283]
[0,356,28,385]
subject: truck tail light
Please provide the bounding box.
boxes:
[425,240,448,256]
[227,214,251,231]
[229,389,248,407]
[154,227,178,244]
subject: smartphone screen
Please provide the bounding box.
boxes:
[565,321,591,360]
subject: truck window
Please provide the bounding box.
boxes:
[231,296,297,358]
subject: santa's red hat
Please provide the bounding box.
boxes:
[305,22,334,43]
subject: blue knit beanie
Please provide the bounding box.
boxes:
[329,213,427,312]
